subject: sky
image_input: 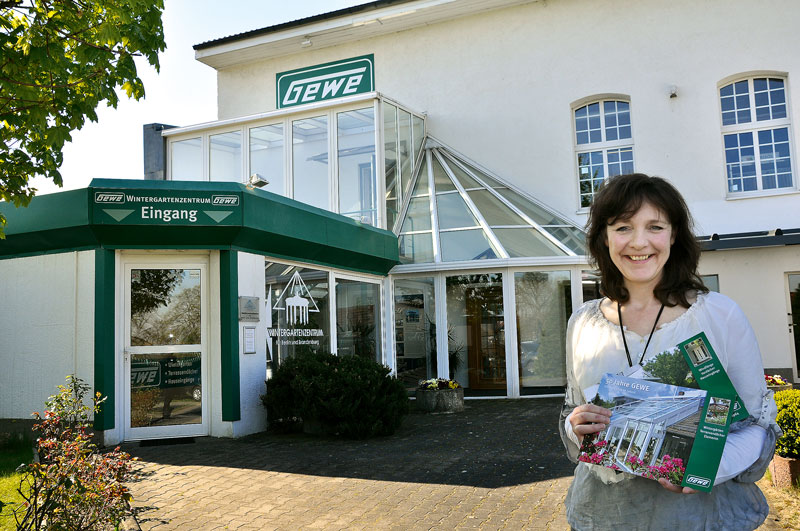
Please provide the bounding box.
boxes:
[30,0,365,195]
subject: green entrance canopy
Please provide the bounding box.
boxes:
[0,179,399,275]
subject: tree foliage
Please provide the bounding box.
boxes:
[643,348,697,388]
[0,0,166,236]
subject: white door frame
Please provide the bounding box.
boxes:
[121,254,210,441]
[785,272,800,382]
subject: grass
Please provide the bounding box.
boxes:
[758,469,800,529]
[0,438,33,531]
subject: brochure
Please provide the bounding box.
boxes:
[579,373,734,492]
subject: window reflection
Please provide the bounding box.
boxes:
[293,116,329,209]
[130,269,201,346]
[384,102,399,229]
[336,279,381,363]
[250,124,284,195]
[210,131,242,183]
[394,277,436,394]
[337,108,377,225]
[171,138,202,181]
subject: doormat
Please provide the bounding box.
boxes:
[139,437,196,447]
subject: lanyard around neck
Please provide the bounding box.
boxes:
[618,301,666,367]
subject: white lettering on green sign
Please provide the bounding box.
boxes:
[277,55,374,109]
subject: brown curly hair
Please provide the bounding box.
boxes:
[586,173,707,308]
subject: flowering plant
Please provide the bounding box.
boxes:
[578,434,686,486]
[765,374,789,387]
[418,378,461,390]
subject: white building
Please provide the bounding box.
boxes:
[1,0,798,444]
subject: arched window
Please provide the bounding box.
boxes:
[573,99,634,207]
[719,76,794,194]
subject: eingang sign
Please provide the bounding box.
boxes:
[276,55,374,109]
[92,188,242,226]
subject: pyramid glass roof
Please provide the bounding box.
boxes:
[395,139,586,265]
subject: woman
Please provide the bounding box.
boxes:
[560,173,779,530]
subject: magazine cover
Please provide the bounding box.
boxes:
[579,374,734,492]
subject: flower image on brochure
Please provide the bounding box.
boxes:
[580,374,734,492]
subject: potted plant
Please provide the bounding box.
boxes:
[769,389,800,488]
[415,378,464,413]
[765,374,793,392]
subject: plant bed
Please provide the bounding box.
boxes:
[415,379,464,413]
[769,453,800,489]
[772,389,800,489]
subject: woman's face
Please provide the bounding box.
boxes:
[605,202,674,292]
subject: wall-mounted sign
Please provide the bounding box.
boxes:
[276,54,374,109]
[238,296,260,322]
[267,271,324,347]
[92,189,242,226]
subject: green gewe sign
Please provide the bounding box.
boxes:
[92,188,242,226]
[276,54,374,109]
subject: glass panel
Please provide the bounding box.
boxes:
[719,81,751,125]
[337,108,377,225]
[457,160,506,189]
[753,77,787,122]
[446,273,505,396]
[440,229,498,261]
[384,102,399,229]
[398,109,413,200]
[447,159,484,189]
[578,150,605,205]
[581,270,602,302]
[250,124,285,195]
[575,102,602,144]
[607,147,634,177]
[545,226,586,255]
[293,116,329,210]
[757,127,793,190]
[495,188,563,225]
[432,154,456,192]
[209,131,242,183]
[603,101,631,141]
[411,153,430,197]
[493,228,566,257]
[265,263,330,365]
[394,277,436,393]
[724,132,755,193]
[170,137,202,181]
[412,115,425,164]
[131,269,201,346]
[515,271,570,390]
[130,352,202,427]
[789,274,800,374]
[336,279,381,363]
[700,274,719,292]
[398,233,434,264]
[467,190,526,226]
[436,193,478,229]
[400,196,432,232]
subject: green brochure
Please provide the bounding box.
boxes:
[677,332,749,423]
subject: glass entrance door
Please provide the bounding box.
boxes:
[124,261,208,439]
[788,273,800,380]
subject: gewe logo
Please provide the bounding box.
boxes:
[277,55,374,109]
[211,195,239,206]
[273,271,320,325]
[685,475,711,487]
[95,192,125,203]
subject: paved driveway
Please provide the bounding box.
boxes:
[124,398,783,530]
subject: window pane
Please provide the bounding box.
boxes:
[753,77,787,122]
[384,102,399,229]
[436,193,478,230]
[400,196,432,232]
[467,190,526,226]
[495,188,563,225]
[493,228,566,257]
[431,154,456,192]
[293,116,329,210]
[578,150,605,203]
[394,277,436,393]
[337,108,377,225]
[412,115,425,164]
[758,127,793,190]
[265,263,330,365]
[719,81,751,125]
[448,159,484,189]
[515,271,570,389]
[608,147,634,177]
[725,132,755,193]
[446,273,505,396]
[131,269,201,346]
[209,131,242,183]
[546,226,587,255]
[398,109,413,200]
[575,102,602,144]
[398,233,434,264]
[700,274,719,292]
[130,352,202,427]
[171,138,202,181]
[250,124,284,195]
[439,229,498,261]
[411,153,431,197]
[604,100,631,141]
[336,279,381,363]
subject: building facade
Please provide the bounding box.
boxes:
[1,0,798,444]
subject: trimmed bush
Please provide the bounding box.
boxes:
[775,389,800,458]
[261,352,409,438]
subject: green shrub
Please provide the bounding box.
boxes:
[261,352,409,439]
[775,389,800,458]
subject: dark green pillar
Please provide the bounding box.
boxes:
[94,249,115,430]
[220,250,241,421]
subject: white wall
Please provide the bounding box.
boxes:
[215,0,800,235]
[699,246,800,375]
[0,252,95,418]
[233,251,268,436]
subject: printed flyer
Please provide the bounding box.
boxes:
[580,374,735,492]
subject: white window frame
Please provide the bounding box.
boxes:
[718,73,797,199]
[571,96,635,210]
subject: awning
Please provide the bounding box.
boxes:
[0,179,399,275]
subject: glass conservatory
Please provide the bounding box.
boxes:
[163,93,591,398]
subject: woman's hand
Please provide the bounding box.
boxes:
[569,404,612,443]
[657,478,698,495]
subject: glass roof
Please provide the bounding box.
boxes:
[610,395,705,425]
[395,139,587,264]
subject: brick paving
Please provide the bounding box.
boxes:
[124,399,783,530]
